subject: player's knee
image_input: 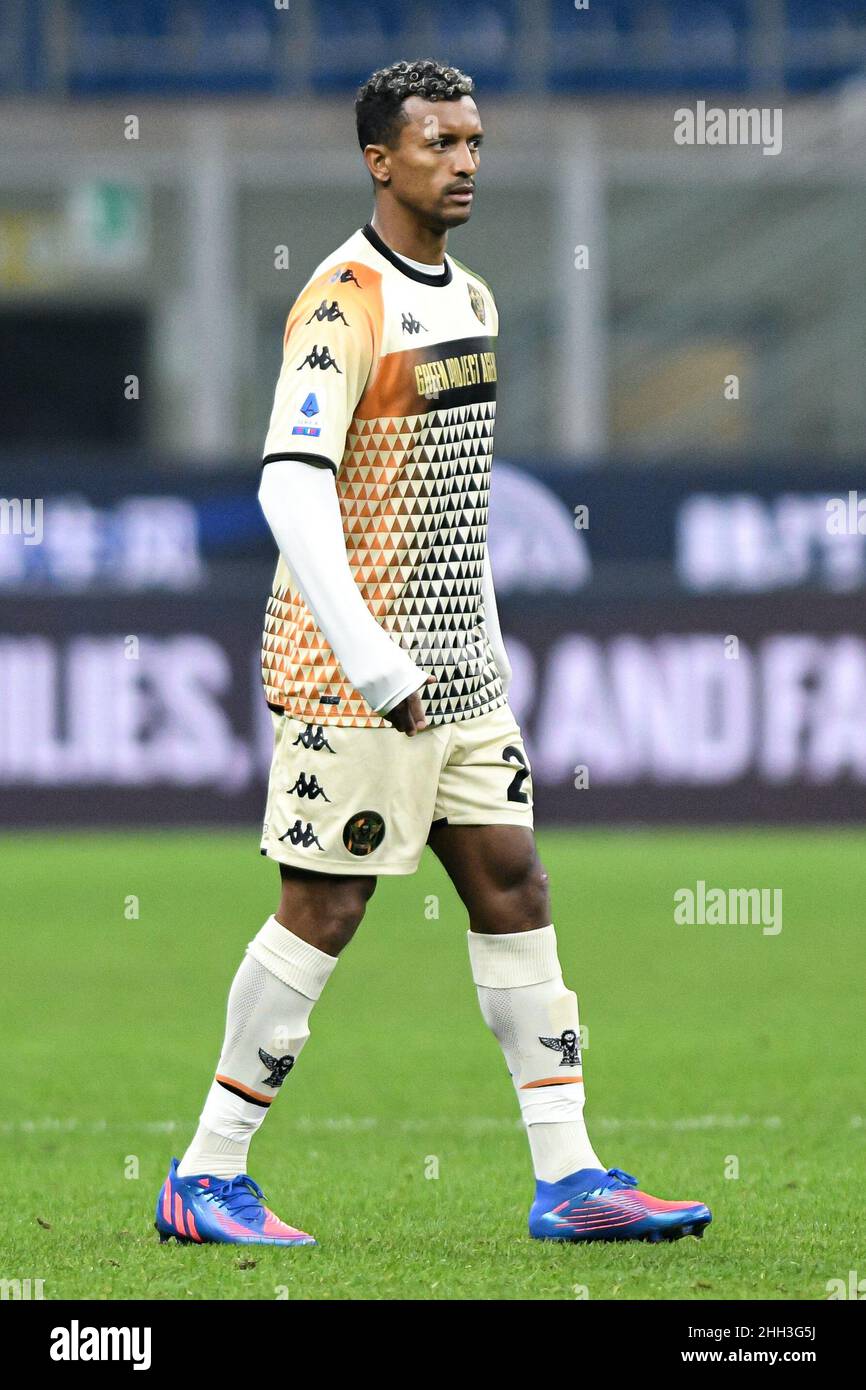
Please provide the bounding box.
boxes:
[518,855,551,924]
[277,869,375,953]
[500,850,547,928]
[451,832,550,932]
[327,875,377,934]
[496,839,547,895]
[338,876,377,919]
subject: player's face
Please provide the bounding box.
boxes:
[388,95,483,231]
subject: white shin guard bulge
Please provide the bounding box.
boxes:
[178,916,338,1179]
[468,924,603,1181]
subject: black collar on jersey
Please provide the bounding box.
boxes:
[362,222,453,287]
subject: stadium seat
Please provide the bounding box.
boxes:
[3,0,865,97]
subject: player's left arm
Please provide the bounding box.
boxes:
[479,284,510,694]
[481,540,512,696]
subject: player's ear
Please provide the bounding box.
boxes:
[363,144,391,188]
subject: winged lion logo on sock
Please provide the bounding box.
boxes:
[258,1048,296,1088]
[538,1029,582,1067]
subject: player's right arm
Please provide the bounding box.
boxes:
[259,460,430,728]
[258,267,430,731]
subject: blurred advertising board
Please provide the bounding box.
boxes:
[1,590,864,827]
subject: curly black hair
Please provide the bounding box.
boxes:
[355,58,475,151]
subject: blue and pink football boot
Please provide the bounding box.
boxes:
[529,1165,712,1243]
[155,1157,316,1246]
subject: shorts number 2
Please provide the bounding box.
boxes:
[502,744,531,804]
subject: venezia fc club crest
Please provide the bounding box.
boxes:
[258,1048,295,1088]
[539,1029,582,1067]
[468,283,486,324]
[342,810,386,856]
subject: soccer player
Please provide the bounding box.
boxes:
[155,59,711,1247]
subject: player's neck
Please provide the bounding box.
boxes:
[368,206,447,267]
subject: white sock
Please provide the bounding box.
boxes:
[175,1125,250,1182]
[177,915,338,1179]
[467,924,605,1183]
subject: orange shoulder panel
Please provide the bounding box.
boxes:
[284,261,384,360]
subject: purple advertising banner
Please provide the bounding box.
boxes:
[1,590,865,826]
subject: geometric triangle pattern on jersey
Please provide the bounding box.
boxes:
[261,398,507,727]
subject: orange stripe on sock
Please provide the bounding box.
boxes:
[215,1073,274,1105]
[520,1076,584,1089]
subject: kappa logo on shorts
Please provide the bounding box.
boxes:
[539,1029,582,1067]
[292,725,336,752]
[287,771,331,801]
[342,810,386,856]
[278,820,326,851]
[258,1047,296,1088]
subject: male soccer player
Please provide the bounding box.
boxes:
[156,59,711,1247]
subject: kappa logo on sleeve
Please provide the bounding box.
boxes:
[330,266,362,287]
[305,299,350,326]
[297,345,342,374]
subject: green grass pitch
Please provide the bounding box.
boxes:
[2,827,863,1301]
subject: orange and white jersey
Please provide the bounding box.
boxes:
[260,221,506,728]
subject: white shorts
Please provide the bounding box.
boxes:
[259,701,534,876]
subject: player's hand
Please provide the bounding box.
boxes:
[382,676,435,736]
